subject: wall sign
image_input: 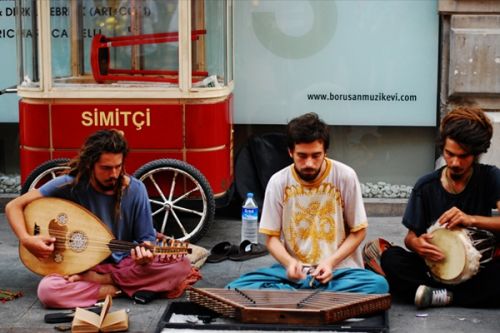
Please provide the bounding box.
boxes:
[234,0,439,126]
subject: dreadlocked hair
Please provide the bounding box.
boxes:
[68,129,129,223]
[439,106,492,156]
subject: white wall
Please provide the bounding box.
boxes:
[480,112,500,167]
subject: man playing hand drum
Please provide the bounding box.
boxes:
[380,104,500,309]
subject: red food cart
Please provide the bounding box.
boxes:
[15,0,234,243]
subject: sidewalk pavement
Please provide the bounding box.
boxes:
[1,201,499,332]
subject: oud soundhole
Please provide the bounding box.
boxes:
[68,231,88,252]
[53,252,64,263]
[56,213,69,225]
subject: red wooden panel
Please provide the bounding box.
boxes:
[125,151,184,175]
[19,148,51,183]
[19,101,50,148]
[19,98,233,197]
[187,148,232,195]
[51,103,183,149]
[185,98,231,148]
[52,151,79,160]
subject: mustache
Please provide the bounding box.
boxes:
[448,168,464,179]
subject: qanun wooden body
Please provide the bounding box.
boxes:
[187,287,391,325]
[20,197,190,276]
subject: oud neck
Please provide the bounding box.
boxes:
[108,239,191,255]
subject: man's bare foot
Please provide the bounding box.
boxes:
[97,284,121,300]
[65,271,121,300]
[66,271,113,285]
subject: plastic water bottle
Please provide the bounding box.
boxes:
[241,192,259,244]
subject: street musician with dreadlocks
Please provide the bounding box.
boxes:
[6,129,200,308]
[380,105,500,309]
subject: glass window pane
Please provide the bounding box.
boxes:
[227,0,233,84]
[18,0,39,88]
[50,0,180,87]
[50,0,71,80]
[192,0,227,88]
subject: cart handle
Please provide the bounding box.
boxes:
[0,85,17,95]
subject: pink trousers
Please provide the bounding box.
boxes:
[37,256,201,308]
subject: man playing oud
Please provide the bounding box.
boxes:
[6,129,200,308]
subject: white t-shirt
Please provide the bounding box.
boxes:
[259,158,367,269]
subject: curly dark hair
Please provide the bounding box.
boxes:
[439,106,492,156]
[286,112,330,151]
[67,129,129,221]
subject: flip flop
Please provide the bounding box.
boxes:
[206,241,239,263]
[363,238,393,276]
[228,240,269,261]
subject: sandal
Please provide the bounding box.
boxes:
[206,241,239,263]
[363,238,392,276]
[228,240,268,261]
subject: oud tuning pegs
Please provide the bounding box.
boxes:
[152,237,191,258]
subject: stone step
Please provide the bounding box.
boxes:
[0,195,408,216]
[0,194,16,213]
[364,198,407,217]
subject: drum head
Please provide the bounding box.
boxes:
[425,228,466,282]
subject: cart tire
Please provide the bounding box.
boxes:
[21,158,71,194]
[133,159,215,243]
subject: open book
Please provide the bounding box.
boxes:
[72,295,128,332]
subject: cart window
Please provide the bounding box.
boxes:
[191,0,232,88]
[50,0,180,87]
[17,0,40,88]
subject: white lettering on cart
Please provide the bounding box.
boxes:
[81,108,151,131]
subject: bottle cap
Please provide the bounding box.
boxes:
[247,192,253,198]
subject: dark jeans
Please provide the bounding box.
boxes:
[381,246,500,307]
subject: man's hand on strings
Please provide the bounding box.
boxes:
[21,235,55,259]
[286,259,307,280]
[311,261,334,284]
[131,243,154,265]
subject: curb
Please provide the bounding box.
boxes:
[0,195,408,216]
[364,198,407,217]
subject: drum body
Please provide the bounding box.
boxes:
[425,224,496,285]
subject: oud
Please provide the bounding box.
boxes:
[20,197,191,276]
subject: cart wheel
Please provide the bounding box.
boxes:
[21,158,71,194]
[133,159,215,243]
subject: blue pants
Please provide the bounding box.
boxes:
[225,264,388,294]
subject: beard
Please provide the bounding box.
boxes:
[94,177,118,192]
[448,166,468,181]
[294,166,322,182]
